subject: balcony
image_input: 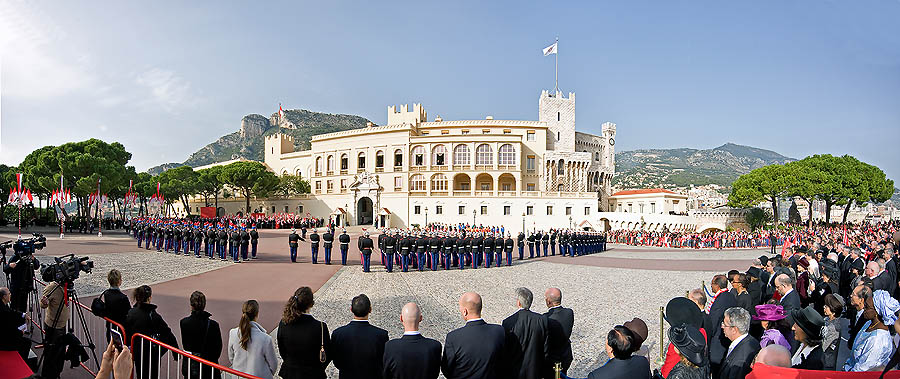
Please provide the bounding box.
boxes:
[409,191,427,197]
[474,190,493,196]
[453,190,471,197]
[315,171,322,177]
[340,170,348,175]
[375,167,384,173]
[498,191,516,197]
[409,166,427,172]
[474,164,491,171]
[497,164,517,171]
[357,168,365,174]
[326,171,334,176]
[430,191,449,197]
[430,165,449,171]
[393,166,403,172]
[521,191,539,197]
[452,165,470,171]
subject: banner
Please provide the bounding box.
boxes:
[200,207,217,219]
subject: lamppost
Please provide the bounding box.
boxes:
[569,216,573,229]
[472,209,477,226]
[425,206,429,228]
[522,212,526,234]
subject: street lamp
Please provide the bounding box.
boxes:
[522,212,526,234]
[473,209,477,225]
[425,206,429,228]
[569,216,573,229]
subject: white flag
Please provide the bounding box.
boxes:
[542,42,557,56]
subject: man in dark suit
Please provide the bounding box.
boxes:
[543,287,574,376]
[706,275,737,377]
[586,325,650,379]
[383,302,442,379]
[847,284,873,350]
[869,260,894,293]
[0,287,32,363]
[331,294,389,379]
[718,307,760,379]
[441,292,506,379]
[775,274,801,323]
[502,288,549,379]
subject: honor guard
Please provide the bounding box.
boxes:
[540,231,549,257]
[517,231,526,260]
[527,232,536,258]
[549,229,557,256]
[483,233,494,268]
[399,232,411,272]
[230,227,241,262]
[358,231,373,272]
[322,229,334,265]
[193,224,203,257]
[504,233,514,266]
[217,227,227,260]
[428,234,440,271]
[240,227,250,261]
[415,233,427,271]
[383,231,395,272]
[338,229,350,265]
[174,224,182,254]
[288,228,300,262]
[249,225,259,259]
[309,229,320,264]
[377,230,387,267]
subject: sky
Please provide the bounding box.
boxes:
[1,0,898,181]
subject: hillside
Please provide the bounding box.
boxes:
[148,109,371,172]
[612,143,796,189]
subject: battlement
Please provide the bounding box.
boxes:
[265,133,295,142]
[265,133,295,159]
[540,89,575,101]
[602,122,616,133]
[387,103,427,126]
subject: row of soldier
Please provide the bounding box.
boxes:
[130,217,259,262]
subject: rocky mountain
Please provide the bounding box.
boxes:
[612,143,796,189]
[148,109,371,172]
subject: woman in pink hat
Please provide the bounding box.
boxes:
[754,304,793,351]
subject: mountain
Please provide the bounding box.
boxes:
[148,109,371,172]
[612,143,796,189]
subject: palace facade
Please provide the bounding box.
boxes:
[259,90,616,233]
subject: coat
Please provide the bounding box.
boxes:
[228,321,277,379]
[277,315,331,379]
[544,306,574,372]
[383,333,442,379]
[330,320,389,379]
[718,335,760,379]
[586,355,651,379]
[125,303,179,379]
[180,311,223,379]
[441,319,506,379]
[706,291,737,367]
[501,309,549,379]
[792,344,824,370]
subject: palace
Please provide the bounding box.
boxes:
[261,89,617,233]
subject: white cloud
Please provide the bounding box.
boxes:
[135,68,201,113]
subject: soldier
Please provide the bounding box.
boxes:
[358,231,374,272]
[494,233,504,267]
[541,230,549,257]
[483,232,494,268]
[399,232,411,272]
[183,224,193,255]
[249,225,259,259]
[217,227,227,260]
[137,220,145,248]
[383,231,395,272]
[527,231,536,258]
[504,232,514,266]
[193,224,203,257]
[338,229,350,265]
[462,231,473,269]
[471,232,482,269]
[174,224,183,254]
[442,232,452,270]
[452,232,464,270]
[288,228,300,263]
[415,233,427,271]
[230,227,241,262]
[550,229,557,256]
[240,227,250,261]
[322,228,334,265]
[205,225,215,258]
[378,229,387,267]
[300,221,308,240]
[309,228,320,264]
[517,231,525,261]
[428,233,441,271]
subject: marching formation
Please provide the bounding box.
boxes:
[130,217,259,262]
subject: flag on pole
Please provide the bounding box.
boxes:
[843,224,849,246]
[542,42,558,56]
[781,237,793,258]
[279,103,285,120]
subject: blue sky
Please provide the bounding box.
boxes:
[1,1,898,181]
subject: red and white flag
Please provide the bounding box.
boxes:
[542,42,558,56]
[279,103,285,120]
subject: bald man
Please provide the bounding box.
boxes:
[543,287,574,376]
[441,292,507,379]
[383,303,442,379]
[752,344,791,368]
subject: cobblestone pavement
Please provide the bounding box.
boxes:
[297,261,719,378]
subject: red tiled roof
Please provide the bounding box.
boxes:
[611,188,678,196]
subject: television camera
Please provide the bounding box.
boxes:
[41,254,93,284]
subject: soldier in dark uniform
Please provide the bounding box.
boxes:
[399,232,411,272]
[338,229,350,265]
[300,221,307,240]
[428,233,440,271]
[415,233,427,271]
[137,220,145,247]
[217,227,227,260]
[483,233,494,268]
[322,228,334,265]
[453,232,464,270]
[309,228,320,264]
[527,231,536,258]
[204,226,214,258]
[174,224,183,254]
[440,233,451,270]
[288,228,300,262]
[471,233,483,268]
[504,232,514,266]
[550,229,557,256]
[358,231,374,272]
[540,230,549,257]
[383,231,395,272]
[230,227,241,262]
[494,233,504,267]
[240,227,250,261]
[517,231,525,261]
[249,225,259,259]
[378,230,387,267]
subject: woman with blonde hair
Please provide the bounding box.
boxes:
[228,300,277,378]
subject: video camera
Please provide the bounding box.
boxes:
[41,254,93,284]
[11,233,47,256]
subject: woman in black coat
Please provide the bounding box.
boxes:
[276,286,331,379]
[180,291,223,379]
[125,285,179,379]
[790,306,825,370]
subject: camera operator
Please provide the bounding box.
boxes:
[40,278,70,379]
[3,247,41,313]
[0,286,33,364]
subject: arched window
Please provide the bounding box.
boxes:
[295,169,301,176]
[327,155,334,172]
[432,145,447,166]
[557,159,565,175]
[340,154,348,170]
[498,144,516,165]
[476,144,493,165]
[453,145,470,165]
[375,150,384,168]
[410,174,426,191]
[357,152,366,169]
[394,149,403,167]
[315,157,322,173]
[595,151,600,161]
[431,173,448,191]
[412,145,425,166]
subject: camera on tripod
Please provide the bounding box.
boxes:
[14,233,47,255]
[41,254,93,284]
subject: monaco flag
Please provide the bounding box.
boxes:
[542,42,557,56]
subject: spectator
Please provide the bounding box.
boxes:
[441,291,506,379]
[180,291,223,379]
[277,286,331,379]
[661,297,705,377]
[383,302,442,379]
[796,257,811,306]
[0,286,31,363]
[583,325,650,379]
[125,285,179,379]
[501,287,549,379]
[665,324,708,379]
[718,307,759,379]
[775,274,800,324]
[330,294,389,379]
[94,340,133,379]
[228,299,276,379]
[789,306,825,369]
[847,285,872,351]
[844,289,896,371]
[99,269,131,341]
[624,318,648,355]
[732,273,753,315]
[688,288,706,311]
[752,304,791,351]
[821,293,846,370]
[543,287,574,377]
[751,344,791,368]
[705,274,736,377]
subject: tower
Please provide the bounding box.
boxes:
[539,90,576,152]
[601,121,616,173]
[264,133,295,172]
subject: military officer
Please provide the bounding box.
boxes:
[240,227,250,261]
[495,233,505,267]
[230,227,241,262]
[415,233,428,271]
[288,228,300,262]
[428,233,441,271]
[322,228,334,265]
[383,231,395,272]
[549,229,557,256]
[483,232,494,268]
[249,225,259,259]
[399,232,411,272]
[472,232,483,268]
[540,230,549,257]
[309,228,321,264]
[527,231,536,258]
[217,227,227,260]
[442,232,453,270]
[338,229,350,265]
[358,231,373,272]
[504,232,514,266]
[517,231,525,260]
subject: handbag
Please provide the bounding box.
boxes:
[319,321,327,363]
[90,290,109,317]
[186,319,211,378]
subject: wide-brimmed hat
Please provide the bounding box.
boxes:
[753,304,787,321]
[665,297,703,329]
[624,318,648,350]
[791,306,826,340]
[746,267,762,279]
[669,324,707,367]
[758,255,769,266]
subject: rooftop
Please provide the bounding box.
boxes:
[611,188,680,197]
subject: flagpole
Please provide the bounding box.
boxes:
[555,36,558,93]
[97,178,103,237]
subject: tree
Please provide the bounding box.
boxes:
[839,156,894,223]
[158,166,199,215]
[785,159,828,227]
[744,207,770,231]
[217,161,278,214]
[196,166,225,208]
[276,174,311,197]
[132,172,156,216]
[728,164,789,224]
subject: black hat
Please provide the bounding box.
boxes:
[758,256,769,266]
[746,267,761,279]
[665,297,703,329]
[791,306,826,341]
[668,324,707,367]
[851,259,865,272]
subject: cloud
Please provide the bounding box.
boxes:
[135,68,201,113]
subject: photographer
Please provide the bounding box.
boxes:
[3,246,41,313]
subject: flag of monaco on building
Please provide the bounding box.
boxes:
[542,41,557,56]
[279,103,285,120]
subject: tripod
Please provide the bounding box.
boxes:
[38,281,100,378]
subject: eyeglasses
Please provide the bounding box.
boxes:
[722,322,736,328]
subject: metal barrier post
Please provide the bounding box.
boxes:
[656,306,665,366]
[130,333,266,379]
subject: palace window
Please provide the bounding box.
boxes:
[315,181,321,191]
[557,184,564,191]
[476,144,493,165]
[326,180,333,191]
[414,206,421,215]
[461,130,469,135]
[584,206,590,215]
[527,131,535,141]
[410,174,426,191]
[526,206,533,215]
[358,152,366,169]
[394,176,402,189]
[340,154,348,170]
[595,152,600,161]
[498,144,516,165]
[526,183,535,191]
[432,145,447,166]
[480,205,487,215]
[650,203,656,214]
[436,206,443,215]
[459,205,465,215]
[327,155,334,172]
[394,149,403,167]
[376,150,384,168]
[557,159,565,175]
[565,206,572,215]
[547,206,553,215]
[453,145,470,165]
[431,174,448,191]
[504,206,511,215]
[340,179,347,191]
[526,156,535,171]
[412,146,425,166]
[315,157,322,174]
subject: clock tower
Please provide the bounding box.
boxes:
[602,121,616,176]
